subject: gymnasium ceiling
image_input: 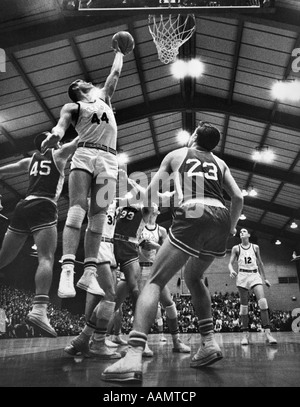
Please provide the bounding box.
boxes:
[0,0,300,250]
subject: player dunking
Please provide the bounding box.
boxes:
[101,121,243,382]
[228,228,277,346]
[45,46,125,299]
[0,133,78,337]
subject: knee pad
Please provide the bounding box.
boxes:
[240,305,248,315]
[87,210,107,234]
[165,302,177,319]
[258,297,268,310]
[66,205,86,229]
[95,300,115,321]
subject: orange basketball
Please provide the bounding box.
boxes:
[112,31,135,55]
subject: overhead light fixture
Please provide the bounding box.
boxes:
[271,80,300,102]
[171,60,188,79]
[275,239,282,245]
[252,146,275,163]
[177,129,191,145]
[239,214,246,220]
[290,222,298,229]
[241,186,258,197]
[117,152,129,166]
[186,59,204,78]
[171,59,204,79]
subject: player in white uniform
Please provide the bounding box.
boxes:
[64,199,122,359]
[138,205,191,354]
[228,228,277,346]
[48,47,125,300]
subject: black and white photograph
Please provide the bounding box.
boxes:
[0,0,299,391]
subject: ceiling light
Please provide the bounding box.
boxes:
[171,59,204,79]
[117,152,129,166]
[252,146,275,163]
[239,214,246,220]
[271,80,300,102]
[171,60,188,79]
[275,239,281,245]
[290,222,298,229]
[177,129,191,145]
[242,186,258,197]
[187,59,204,78]
[248,188,258,197]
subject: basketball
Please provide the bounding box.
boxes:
[112,31,135,55]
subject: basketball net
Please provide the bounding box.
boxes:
[148,13,196,65]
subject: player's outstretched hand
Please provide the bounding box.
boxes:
[42,133,61,152]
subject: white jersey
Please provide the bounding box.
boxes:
[75,99,117,149]
[139,224,163,264]
[237,243,258,271]
[102,199,118,239]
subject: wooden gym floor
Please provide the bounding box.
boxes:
[0,332,299,388]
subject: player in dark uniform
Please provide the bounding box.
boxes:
[102,121,243,382]
[0,133,78,337]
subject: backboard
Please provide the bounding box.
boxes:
[61,0,276,16]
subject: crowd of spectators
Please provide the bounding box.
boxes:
[0,284,85,339]
[0,284,294,339]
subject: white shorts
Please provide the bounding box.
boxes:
[236,271,263,290]
[97,241,117,268]
[70,147,118,181]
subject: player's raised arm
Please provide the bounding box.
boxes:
[101,51,124,102]
[0,157,31,178]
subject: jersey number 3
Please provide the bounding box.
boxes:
[30,160,51,176]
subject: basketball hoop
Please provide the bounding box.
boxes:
[148,13,196,65]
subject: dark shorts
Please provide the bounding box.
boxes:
[113,239,139,270]
[8,199,58,235]
[169,205,231,258]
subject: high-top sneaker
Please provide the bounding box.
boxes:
[58,268,76,298]
[190,333,223,368]
[76,269,105,296]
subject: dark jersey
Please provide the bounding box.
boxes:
[26,149,64,203]
[178,148,225,206]
[114,205,145,239]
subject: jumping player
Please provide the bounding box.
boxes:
[48,47,125,299]
[0,133,78,337]
[64,198,122,359]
